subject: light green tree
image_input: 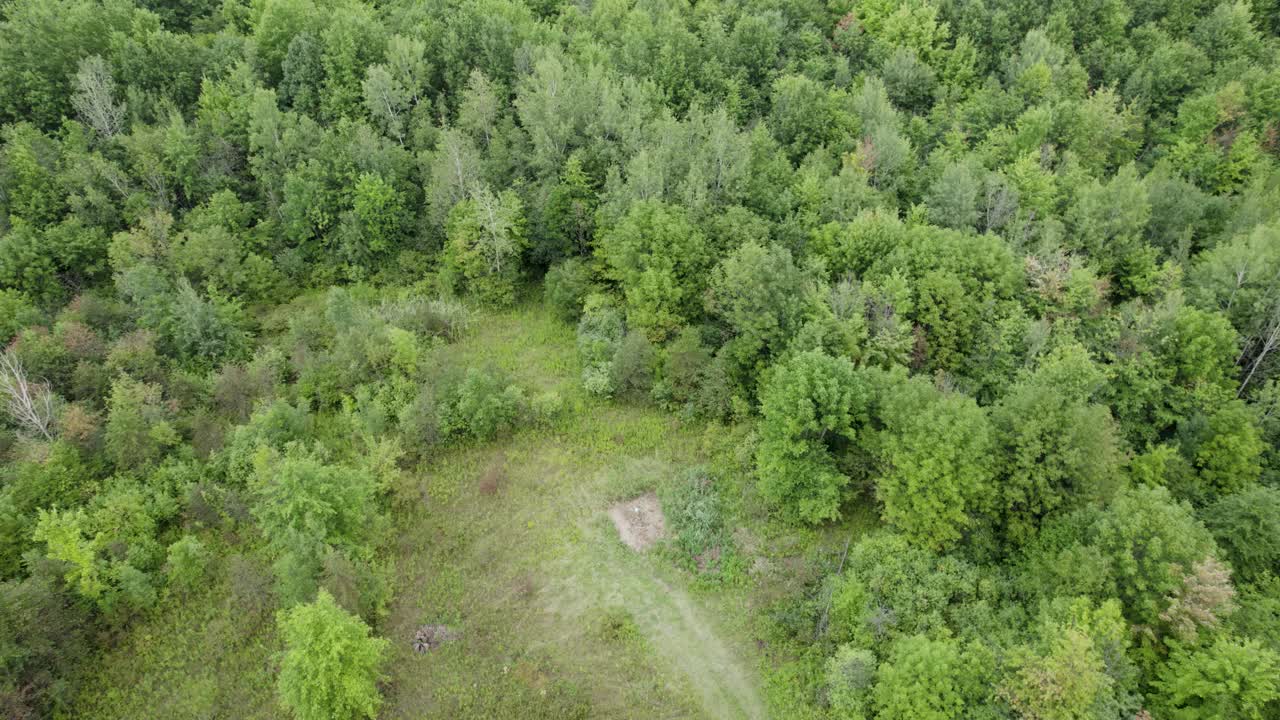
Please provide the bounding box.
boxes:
[1154,635,1279,720]
[277,589,389,720]
[876,376,996,550]
[873,634,969,720]
[756,350,868,524]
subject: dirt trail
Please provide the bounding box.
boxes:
[634,576,767,720]
[540,513,767,720]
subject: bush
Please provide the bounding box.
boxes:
[249,445,380,605]
[658,467,736,578]
[610,331,656,398]
[576,294,624,396]
[657,326,711,409]
[544,257,593,322]
[397,384,442,454]
[386,296,471,341]
[223,398,312,483]
[529,391,566,426]
[438,368,525,440]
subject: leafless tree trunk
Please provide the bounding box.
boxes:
[71,55,126,139]
[1239,302,1280,395]
[0,351,56,440]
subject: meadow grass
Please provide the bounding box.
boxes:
[73,300,883,720]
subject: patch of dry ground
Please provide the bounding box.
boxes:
[608,492,667,551]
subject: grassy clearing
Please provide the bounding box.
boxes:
[382,304,766,719]
[71,301,883,720]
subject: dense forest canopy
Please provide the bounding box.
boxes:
[1,0,1280,718]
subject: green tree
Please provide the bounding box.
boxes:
[826,644,876,718]
[827,531,981,649]
[597,200,710,341]
[1066,163,1156,296]
[756,350,868,524]
[0,0,136,128]
[2,123,64,226]
[104,375,178,471]
[875,376,996,550]
[347,172,408,266]
[705,241,810,386]
[991,344,1121,544]
[1186,398,1264,497]
[319,3,386,121]
[925,161,980,230]
[872,634,969,720]
[1202,486,1280,582]
[1090,484,1218,628]
[1154,635,1279,720]
[543,257,593,322]
[541,153,597,261]
[164,534,209,594]
[442,185,527,306]
[768,74,842,161]
[1000,605,1123,720]
[277,589,389,720]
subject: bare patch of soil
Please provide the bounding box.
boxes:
[478,452,506,496]
[608,492,666,551]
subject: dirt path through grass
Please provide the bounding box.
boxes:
[633,576,767,720]
[539,508,767,720]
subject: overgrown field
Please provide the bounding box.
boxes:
[70,303,873,720]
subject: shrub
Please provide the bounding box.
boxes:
[610,331,656,399]
[544,257,593,322]
[438,368,525,440]
[658,468,737,578]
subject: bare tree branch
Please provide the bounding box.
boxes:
[0,351,56,441]
[71,55,126,140]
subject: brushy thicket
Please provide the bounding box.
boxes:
[0,0,1279,718]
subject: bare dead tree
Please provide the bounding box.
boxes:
[71,55,126,140]
[1239,298,1280,396]
[0,351,56,440]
